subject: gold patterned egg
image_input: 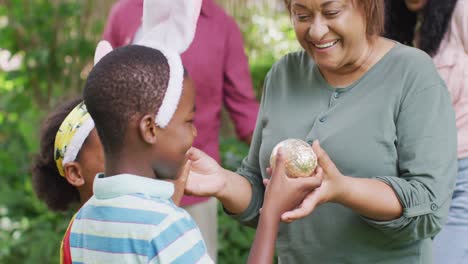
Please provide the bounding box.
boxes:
[270,139,317,178]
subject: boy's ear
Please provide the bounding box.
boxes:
[63,162,86,187]
[139,114,158,145]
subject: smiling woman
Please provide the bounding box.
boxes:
[185,0,458,263]
[285,0,391,87]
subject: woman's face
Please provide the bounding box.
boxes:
[404,0,428,12]
[290,0,369,73]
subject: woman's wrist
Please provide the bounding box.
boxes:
[215,168,231,200]
[216,168,253,215]
[330,174,353,204]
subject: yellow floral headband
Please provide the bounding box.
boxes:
[54,102,95,177]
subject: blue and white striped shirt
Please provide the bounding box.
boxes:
[69,174,213,264]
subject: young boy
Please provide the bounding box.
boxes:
[69,44,210,263]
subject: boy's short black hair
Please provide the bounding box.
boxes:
[32,97,82,211]
[84,45,171,154]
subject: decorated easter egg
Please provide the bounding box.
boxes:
[270,139,317,178]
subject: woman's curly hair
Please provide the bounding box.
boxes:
[384,0,458,56]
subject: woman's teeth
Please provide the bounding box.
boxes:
[314,40,339,49]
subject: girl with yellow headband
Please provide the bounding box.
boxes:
[31,29,111,215]
[31,97,104,264]
[32,97,103,211]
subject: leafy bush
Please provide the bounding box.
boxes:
[0,1,102,262]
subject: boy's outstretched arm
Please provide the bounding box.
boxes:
[247,148,323,264]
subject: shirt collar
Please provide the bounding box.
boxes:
[200,0,214,17]
[93,173,174,200]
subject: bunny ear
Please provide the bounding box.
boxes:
[138,0,202,53]
[136,0,202,128]
[93,40,113,65]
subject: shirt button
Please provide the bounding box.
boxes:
[319,116,327,122]
[333,92,340,99]
[430,203,438,211]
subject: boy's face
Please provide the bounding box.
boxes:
[152,77,197,180]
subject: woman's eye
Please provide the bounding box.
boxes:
[296,14,310,21]
[324,11,340,17]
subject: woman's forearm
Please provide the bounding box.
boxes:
[217,168,254,215]
[335,176,403,221]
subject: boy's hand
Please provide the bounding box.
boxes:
[262,147,323,219]
[279,140,346,222]
[184,147,227,198]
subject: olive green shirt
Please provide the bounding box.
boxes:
[234,43,458,263]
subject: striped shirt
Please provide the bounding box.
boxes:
[69,174,213,264]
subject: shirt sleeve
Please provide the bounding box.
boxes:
[222,17,260,141]
[227,72,272,228]
[363,82,458,242]
[146,211,212,263]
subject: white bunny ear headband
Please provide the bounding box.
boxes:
[94,0,202,128]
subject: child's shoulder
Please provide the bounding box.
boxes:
[123,194,198,231]
[75,194,183,226]
[132,195,206,258]
[135,194,198,230]
[124,193,185,220]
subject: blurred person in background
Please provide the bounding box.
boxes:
[385,1,468,262]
